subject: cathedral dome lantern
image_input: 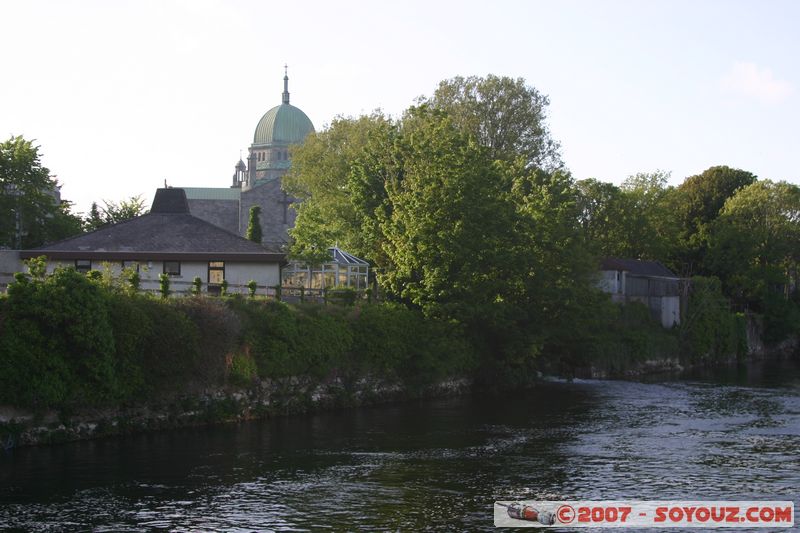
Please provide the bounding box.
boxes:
[248,67,315,183]
[252,68,315,147]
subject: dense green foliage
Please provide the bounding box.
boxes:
[420,74,562,170]
[285,74,798,376]
[227,299,474,388]
[542,299,680,376]
[286,100,598,383]
[0,268,475,410]
[0,135,83,248]
[678,277,747,362]
[0,265,216,407]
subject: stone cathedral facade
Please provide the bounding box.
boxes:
[180,70,315,247]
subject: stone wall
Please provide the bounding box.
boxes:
[240,179,295,246]
[0,377,473,449]
[186,199,240,235]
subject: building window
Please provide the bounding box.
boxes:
[208,261,224,285]
[121,260,140,272]
[163,261,181,276]
[75,259,91,273]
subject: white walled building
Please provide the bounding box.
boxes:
[20,188,285,295]
[599,258,683,328]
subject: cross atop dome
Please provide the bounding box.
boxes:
[282,64,290,105]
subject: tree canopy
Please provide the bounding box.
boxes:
[707,180,800,304]
[0,135,82,248]
[421,75,562,170]
[84,195,148,231]
[285,73,798,377]
[284,112,395,263]
[286,79,594,380]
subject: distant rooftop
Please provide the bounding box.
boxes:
[181,187,241,201]
[151,187,190,214]
[22,188,283,260]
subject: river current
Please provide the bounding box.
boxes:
[1,359,798,531]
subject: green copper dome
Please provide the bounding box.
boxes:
[253,103,315,146]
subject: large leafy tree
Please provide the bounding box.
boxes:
[707,180,800,305]
[372,106,515,320]
[575,178,630,259]
[619,171,682,265]
[288,95,595,379]
[675,165,758,273]
[421,74,562,170]
[0,135,82,248]
[284,112,395,263]
[507,166,597,359]
[285,75,625,383]
[575,171,681,266]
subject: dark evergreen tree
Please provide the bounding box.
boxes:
[246,206,262,243]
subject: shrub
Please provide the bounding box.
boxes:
[0,267,118,406]
[228,351,258,386]
[326,287,357,306]
[159,273,171,298]
[173,298,240,385]
[236,300,299,377]
[191,276,202,296]
[24,256,47,280]
[123,266,141,294]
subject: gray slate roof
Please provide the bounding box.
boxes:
[22,189,284,262]
[151,187,191,214]
[600,258,678,278]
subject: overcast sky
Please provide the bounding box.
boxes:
[2,0,798,214]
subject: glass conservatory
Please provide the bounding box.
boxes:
[282,247,370,290]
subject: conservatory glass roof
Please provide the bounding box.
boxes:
[329,246,369,265]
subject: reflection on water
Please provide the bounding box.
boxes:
[1,359,798,531]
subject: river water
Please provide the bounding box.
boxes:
[1,359,798,531]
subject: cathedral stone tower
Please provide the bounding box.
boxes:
[186,68,315,247]
[234,67,315,190]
